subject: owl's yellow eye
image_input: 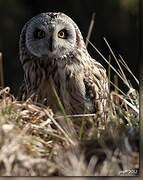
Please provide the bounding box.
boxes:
[58,31,65,38]
[58,30,67,39]
[34,29,45,39]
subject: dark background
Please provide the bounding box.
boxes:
[0,0,139,95]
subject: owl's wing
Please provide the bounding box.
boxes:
[83,58,109,114]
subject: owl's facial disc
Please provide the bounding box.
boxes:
[26,15,77,59]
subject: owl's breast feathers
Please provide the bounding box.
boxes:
[18,53,108,115]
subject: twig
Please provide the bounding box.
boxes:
[114,75,119,104]
[55,113,96,119]
[119,54,139,85]
[108,55,111,92]
[0,52,4,88]
[86,12,96,47]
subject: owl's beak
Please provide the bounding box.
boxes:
[48,36,53,52]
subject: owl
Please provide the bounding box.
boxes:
[18,12,109,116]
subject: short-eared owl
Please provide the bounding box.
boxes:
[19,12,108,115]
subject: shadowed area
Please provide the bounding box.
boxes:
[0,0,139,94]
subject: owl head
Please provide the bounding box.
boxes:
[20,12,86,62]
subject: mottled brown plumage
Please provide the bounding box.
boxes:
[18,12,109,115]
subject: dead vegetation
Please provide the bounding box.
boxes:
[0,79,139,176]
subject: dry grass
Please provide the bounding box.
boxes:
[0,36,139,176]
